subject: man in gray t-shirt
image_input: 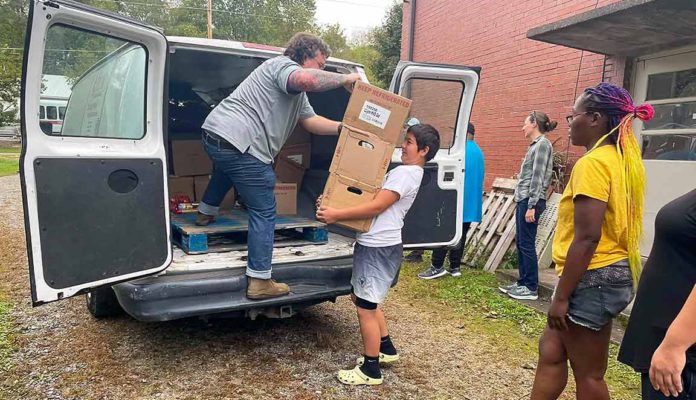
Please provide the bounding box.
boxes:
[197,32,361,300]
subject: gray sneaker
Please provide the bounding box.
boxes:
[507,285,538,300]
[418,265,447,280]
[498,282,519,294]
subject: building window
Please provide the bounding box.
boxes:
[642,67,696,161]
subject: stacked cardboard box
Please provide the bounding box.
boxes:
[168,130,308,215]
[321,81,412,232]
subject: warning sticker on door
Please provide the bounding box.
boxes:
[358,101,391,129]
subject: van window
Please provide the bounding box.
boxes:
[41,24,147,139]
[58,106,66,120]
[39,106,45,119]
[46,106,57,120]
[401,78,464,148]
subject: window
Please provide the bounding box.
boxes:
[41,24,147,139]
[58,106,66,120]
[642,66,696,161]
[402,78,464,148]
[46,106,57,120]
[39,106,45,119]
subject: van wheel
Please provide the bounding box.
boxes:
[85,287,122,318]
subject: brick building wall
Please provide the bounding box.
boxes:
[401,0,624,189]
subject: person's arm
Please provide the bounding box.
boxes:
[300,115,341,135]
[547,195,607,330]
[525,140,553,222]
[649,285,696,397]
[316,189,400,224]
[287,69,360,93]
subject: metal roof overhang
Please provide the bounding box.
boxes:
[527,0,696,57]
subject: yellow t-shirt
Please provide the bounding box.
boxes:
[553,145,629,276]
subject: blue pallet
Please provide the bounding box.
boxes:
[171,211,328,254]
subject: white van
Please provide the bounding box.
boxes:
[20,0,479,321]
[38,98,67,134]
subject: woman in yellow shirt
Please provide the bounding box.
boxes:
[530,82,654,400]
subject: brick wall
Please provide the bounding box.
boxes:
[401,0,624,189]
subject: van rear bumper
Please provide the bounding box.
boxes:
[112,258,353,322]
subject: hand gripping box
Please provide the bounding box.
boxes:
[321,81,412,232]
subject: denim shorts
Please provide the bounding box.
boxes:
[556,261,635,331]
[351,243,403,304]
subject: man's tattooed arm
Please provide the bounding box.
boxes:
[287,70,360,93]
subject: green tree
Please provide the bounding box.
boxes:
[167,0,317,45]
[318,23,348,57]
[371,1,402,88]
[0,0,28,125]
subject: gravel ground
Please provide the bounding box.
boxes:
[0,174,571,399]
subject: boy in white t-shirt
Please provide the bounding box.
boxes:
[317,124,441,386]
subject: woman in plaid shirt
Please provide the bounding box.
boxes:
[499,110,557,300]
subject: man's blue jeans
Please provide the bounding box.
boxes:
[515,198,546,292]
[198,132,276,280]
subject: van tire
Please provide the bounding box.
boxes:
[86,287,122,318]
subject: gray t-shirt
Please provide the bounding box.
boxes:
[201,56,316,164]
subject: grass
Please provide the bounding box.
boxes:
[0,146,20,177]
[0,297,13,373]
[398,258,641,399]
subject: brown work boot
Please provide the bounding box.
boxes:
[195,212,215,226]
[246,277,290,300]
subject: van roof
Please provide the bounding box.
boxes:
[167,36,363,69]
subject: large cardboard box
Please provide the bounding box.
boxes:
[322,174,379,232]
[193,175,236,210]
[275,183,297,215]
[329,126,395,187]
[274,156,305,188]
[171,140,213,176]
[321,81,412,232]
[168,176,195,200]
[341,81,412,143]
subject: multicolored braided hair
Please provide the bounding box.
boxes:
[580,82,655,284]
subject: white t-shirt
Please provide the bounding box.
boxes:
[357,165,424,247]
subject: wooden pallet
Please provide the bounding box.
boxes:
[171,211,328,254]
[462,177,562,273]
[463,178,517,268]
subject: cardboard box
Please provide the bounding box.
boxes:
[329,126,395,187]
[278,142,311,169]
[321,174,378,232]
[193,175,236,210]
[274,156,305,188]
[320,81,412,232]
[171,140,213,176]
[168,176,195,200]
[341,81,412,144]
[275,183,297,215]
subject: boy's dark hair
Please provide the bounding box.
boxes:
[284,32,331,65]
[468,122,475,135]
[408,123,440,162]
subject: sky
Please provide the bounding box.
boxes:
[314,0,397,41]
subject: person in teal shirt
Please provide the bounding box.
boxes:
[416,122,485,278]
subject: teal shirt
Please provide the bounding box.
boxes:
[463,140,485,223]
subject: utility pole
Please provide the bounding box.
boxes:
[207,0,213,39]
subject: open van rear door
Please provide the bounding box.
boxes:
[389,62,480,248]
[21,0,170,305]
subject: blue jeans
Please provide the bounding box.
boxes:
[199,132,276,280]
[515,198,546,292]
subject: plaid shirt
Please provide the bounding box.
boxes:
[514,135,554,208]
